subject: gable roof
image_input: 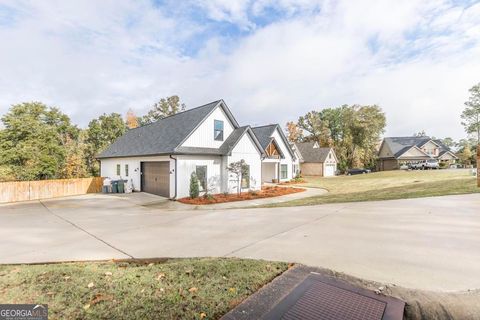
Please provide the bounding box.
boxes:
[252,124,296,159]
[381,136,431,158]
[294,142,334,163]
[98,100,236,159]
[380,136,457,159]
[219,126,265,156]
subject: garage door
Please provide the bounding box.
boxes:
[324,164,335,177]
[141,162,170,197]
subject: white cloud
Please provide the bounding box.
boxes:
[0,0,479,140]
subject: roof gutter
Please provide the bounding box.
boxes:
[169,155,177,200]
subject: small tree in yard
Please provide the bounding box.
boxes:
[189,172,199,199]
[227,159,248,195]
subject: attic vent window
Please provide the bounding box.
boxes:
[214,120,224,141]
[313,142,319,148]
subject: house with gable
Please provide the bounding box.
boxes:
[97,100,296,198]
[377,136,458,171]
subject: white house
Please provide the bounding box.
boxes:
[251,124,297,183]
[98,100,296,199]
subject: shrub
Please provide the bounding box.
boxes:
[189,172,199,199]
[249,189,259,196]
[439,162,448,169]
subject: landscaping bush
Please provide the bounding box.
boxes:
[439,162,448,169]
[189,172,199,198]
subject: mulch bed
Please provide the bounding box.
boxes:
[279,180,306,185]
[178,186,305,205]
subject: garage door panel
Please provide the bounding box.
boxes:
[325,164,335,177]
[141,162,170,197]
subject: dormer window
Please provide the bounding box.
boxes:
[214,120,224,141]
[313,141,319,148]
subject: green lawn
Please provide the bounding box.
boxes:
[268,169,479,207]
[0,258,287,319]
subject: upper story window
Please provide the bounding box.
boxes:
[214,120,224,141]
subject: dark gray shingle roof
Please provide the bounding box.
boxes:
[251,125,277,149]
[382,136,431,158]
[252,124,296,159]
[97,100,221,158]
[294,142,332,163]
[381,136,457,159]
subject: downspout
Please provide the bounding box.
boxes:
[169,155,177,200]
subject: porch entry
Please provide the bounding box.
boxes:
[262,162,278,183]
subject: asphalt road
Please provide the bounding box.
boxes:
[1,192,479,291]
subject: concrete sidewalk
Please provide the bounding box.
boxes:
[1,193,479,291]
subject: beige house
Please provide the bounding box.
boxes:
[377,136,458,171]
[293,142,338,177]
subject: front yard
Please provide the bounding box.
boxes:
[0,258,287,319]
[269,169,479,207]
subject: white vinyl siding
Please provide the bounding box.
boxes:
[176,155,222,198]
[270,128,294,181]
[181,105,234,149]
[227,133,262,193]
[101,156,174,195]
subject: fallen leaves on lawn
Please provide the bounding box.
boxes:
[90,293,114,305]
[105,272,112,276]
[156,273,165,280]
[63,276,71,280]
[83,304,90,310]
[87,282,95,289]
[229,287,236,293]
[200,312,207,319]
[188,287,198,293]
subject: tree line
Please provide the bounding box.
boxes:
[0,82,478,182]
[0,96,186,181]
[285,82,480,171]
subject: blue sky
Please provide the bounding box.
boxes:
[0,0,479,140]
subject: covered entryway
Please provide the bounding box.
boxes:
[261,162,278,183]
[141,161,170,197]
[324,164,335,177]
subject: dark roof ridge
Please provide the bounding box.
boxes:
[251,124,278,129]
[127,100,222,131]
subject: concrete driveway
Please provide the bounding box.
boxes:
[1,192,479,291]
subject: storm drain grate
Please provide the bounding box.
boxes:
[263,274,404,320]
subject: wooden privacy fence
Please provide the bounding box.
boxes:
[0,177,104,203]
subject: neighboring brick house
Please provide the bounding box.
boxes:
[377,136,458,171]
[293,142,338,177]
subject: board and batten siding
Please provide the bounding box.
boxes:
[227,133,262,193]
[270,128,294,181]
[181,106,235,149]
[176,155,223,198]
[100,156,175,197]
